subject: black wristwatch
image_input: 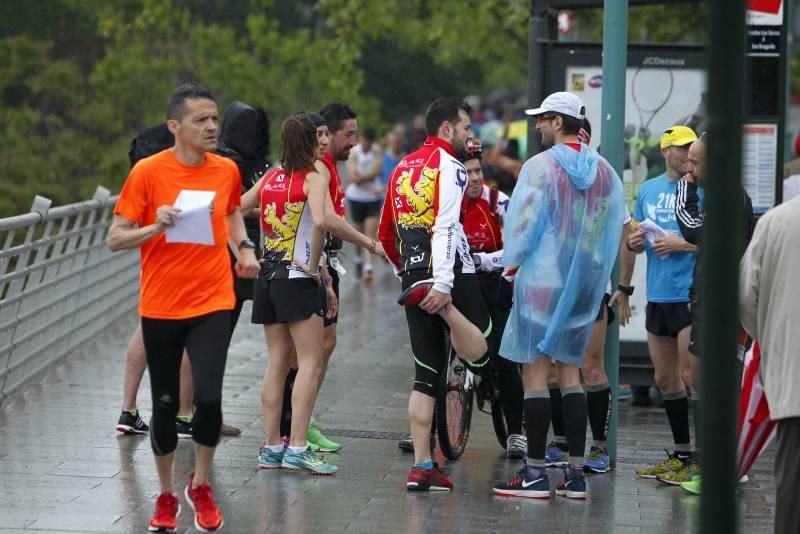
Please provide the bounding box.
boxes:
[617,284,634,296]
[238,239,256,250]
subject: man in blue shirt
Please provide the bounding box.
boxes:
[628,125,701,484]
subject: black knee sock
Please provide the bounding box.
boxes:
[279,369,297,437]
[663,391,691,453]
[549,384,566,448]
[562,385,587,466]
[524,391,551,467]
[586,382,611,446]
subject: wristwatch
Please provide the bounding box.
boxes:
[238,239,256,250]
[617,284,634,296]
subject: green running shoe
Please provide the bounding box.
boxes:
[636,450,684,479]
[680,475,702,495]
[281,449,338,475]
[307,419,342,453]
[657,461,700,485]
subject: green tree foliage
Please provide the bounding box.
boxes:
[0,0,782,217]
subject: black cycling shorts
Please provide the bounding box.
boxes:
[252,277,326,325]
[348,199,383,224]
[645,301,692,338]
[403,270,492,397]
[323,268,340,328]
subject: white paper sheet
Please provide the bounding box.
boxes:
[165,190,217,245]
[639,218,670,259]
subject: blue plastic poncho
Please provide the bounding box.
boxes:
[499,143,625,366]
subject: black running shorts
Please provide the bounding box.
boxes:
[595,293,616,325]
[252,277,326,325]
[688,300,700,356]
[348,199,383,224]
[645,301,692,338]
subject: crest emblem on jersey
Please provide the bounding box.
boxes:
[262,201,304,262]
[396,167,437,228]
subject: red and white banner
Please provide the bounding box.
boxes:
[736,342,777,480]
[747,0,783,25]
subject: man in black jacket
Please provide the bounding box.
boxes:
[673,131,755,494]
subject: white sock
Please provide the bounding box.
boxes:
[288,445,308,455]
[264,443,283,453]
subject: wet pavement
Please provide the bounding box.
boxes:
[0,265,776,533]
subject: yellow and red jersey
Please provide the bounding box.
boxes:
[379,136,475,294]
[258,166,317,279]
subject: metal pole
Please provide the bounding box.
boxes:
[599,0,628,466]
[527,0,549,158]
[701,0,745,532]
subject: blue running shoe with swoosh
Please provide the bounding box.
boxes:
[556,465,587,499]
[493,462,551,499]
[583,446,610,474]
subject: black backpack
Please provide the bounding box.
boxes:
[217,101,270,191]
[127,123,174,168]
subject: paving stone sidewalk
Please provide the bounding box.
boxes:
[0,266,776,533]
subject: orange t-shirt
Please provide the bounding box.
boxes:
[114,149,241,320]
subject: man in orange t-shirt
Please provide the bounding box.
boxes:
[107,83,259,533]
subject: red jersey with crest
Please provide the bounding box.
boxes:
[321,153,346,217]
[378,136,475,294]
[258,166,316,279]
[320,152,345,252]
[462,184,510,253]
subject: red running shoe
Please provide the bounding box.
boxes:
[184,472,224,532]
[397,278,435,306]
[406,463,454,492]
[148,492,180,532]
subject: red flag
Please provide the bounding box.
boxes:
[736,342,777,480]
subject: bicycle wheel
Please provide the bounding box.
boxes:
[435,332,474,460]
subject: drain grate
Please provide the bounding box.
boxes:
[320,429,407,441]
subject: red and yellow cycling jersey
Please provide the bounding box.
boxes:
[379,136,475,294]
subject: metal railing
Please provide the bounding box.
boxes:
[0,187,139,404]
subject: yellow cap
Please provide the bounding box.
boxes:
[660,126,697,149]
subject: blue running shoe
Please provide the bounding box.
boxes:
[493,461,550,499]
[258,443,285,470]
[281,449,338,475]
[583,446,610,474]
[545,441,569,467]
[556,465,587,499]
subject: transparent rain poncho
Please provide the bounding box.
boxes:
[499,143,625,366]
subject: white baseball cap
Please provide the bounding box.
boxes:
[525,92,586,120]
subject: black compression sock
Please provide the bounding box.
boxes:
[586,382,611,445]
[562,385,587,466]
[549,384,566,448]
[663,391,691,452]
[524,391,551,464]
